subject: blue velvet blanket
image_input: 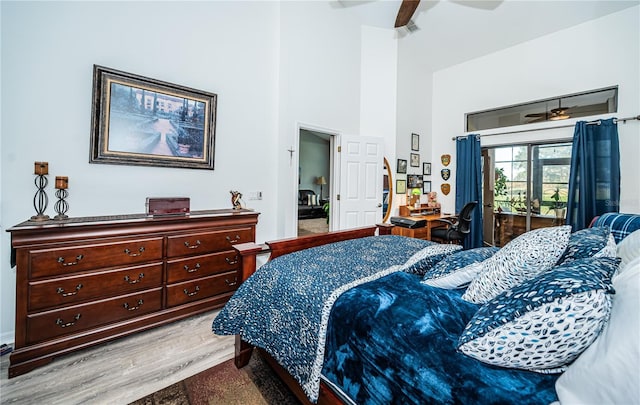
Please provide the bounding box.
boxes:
[212,235,435,402]
[322,271,559,404]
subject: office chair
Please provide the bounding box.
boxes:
[431,201,478,244]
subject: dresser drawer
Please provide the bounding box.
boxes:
[166,251,239,284]
[30,238,164,278]
[28,262,163,312]
[26,288,162,345]
[165,270,239,308]
[166,228,253,258]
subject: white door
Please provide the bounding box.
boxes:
[337,135,384,230]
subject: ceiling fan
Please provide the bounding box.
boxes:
[395,0,421,28]
[525,100,573,122]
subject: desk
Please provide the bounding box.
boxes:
[391,213,454,241]
[494,212,565,247]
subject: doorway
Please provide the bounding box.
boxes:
[297,129,332,236]
[483,142,572,247]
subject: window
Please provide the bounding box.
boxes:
[467,87,617,132]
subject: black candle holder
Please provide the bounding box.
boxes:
[54,189,69,220]
[31,174,50,221]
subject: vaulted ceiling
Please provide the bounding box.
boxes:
[335,0,639,71]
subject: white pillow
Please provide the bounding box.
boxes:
[555,256,640,404]
[617,229,640,271]
[462,226,572,304]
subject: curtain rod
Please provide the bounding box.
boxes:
[452,114,640,141]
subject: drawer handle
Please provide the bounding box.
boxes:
[225,277,238,287]
[124,247,145,257]
[183,286,200,297]
[124,273,145,284]
[57,255,84,267]
[123,299,144,311]
[183,263,201,273]
[55,314,81,328]
[225,235,241,244]
[56,284,83,297]
[184,240,201,249]
[225,256,239,265]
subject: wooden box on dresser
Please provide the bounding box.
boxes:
[7,208,259,378]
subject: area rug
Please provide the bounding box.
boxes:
[129,350,300,405]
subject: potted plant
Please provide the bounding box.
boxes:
[322,202,330,224]
[550,187,566,218]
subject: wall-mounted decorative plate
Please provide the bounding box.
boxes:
[441,154,451,167]
[441,183,451,195]
[441,168,450,180]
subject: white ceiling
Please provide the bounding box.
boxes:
[335,0,639,71]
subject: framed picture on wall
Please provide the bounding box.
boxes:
[423,181,432,194]
[407,174,423,188]
[90,65,217,170]
[410,153,420,167]
[396,179,407,194]
[423,162,431,175]
[397,159,407,174]
[411,133,419,151]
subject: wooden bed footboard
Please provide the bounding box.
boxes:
[231,224,394,404]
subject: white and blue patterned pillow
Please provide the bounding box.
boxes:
[401,244,462,276]
[421,247,499,289]
[462,226,572,304]
[458,257,618,373]
[557,226,617,266]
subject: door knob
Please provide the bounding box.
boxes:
[377,203,383,207]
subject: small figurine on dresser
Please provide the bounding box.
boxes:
[230,190,243,209]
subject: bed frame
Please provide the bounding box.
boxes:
[232,224,394,405]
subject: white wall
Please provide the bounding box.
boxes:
[276,3,399,235]
[431,6,640,214]
[0,1,280,345]
[0,1,401,345]
[395,33,434,212]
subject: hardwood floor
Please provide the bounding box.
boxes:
[0,310,234,404]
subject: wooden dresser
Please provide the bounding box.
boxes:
[7,209,259,378]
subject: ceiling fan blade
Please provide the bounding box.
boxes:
[395,0,420,28]
[525,113,545,118]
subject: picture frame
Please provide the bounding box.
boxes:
[423,181,432,194]
[407,174,423,188]
[90,65,217,170]
[397,159,407,174]
[410,153,420,167]
[423,162,431,175]
[411,133,419,151]
[396,179,407,194]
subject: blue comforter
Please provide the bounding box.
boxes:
[212,235,436,402]
[322,271,559,404]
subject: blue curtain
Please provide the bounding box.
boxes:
[455,135,483,249]
[566,118,620,231]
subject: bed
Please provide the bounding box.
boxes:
[213,213,640,405]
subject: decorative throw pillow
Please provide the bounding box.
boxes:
[556,226,616,266]
[462,226,572,304]
[421,247,499,289]
[616,229,640,271]
[458,257,618,373]
[401,244,462,276]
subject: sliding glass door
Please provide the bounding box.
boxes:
[483,142,571,247]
